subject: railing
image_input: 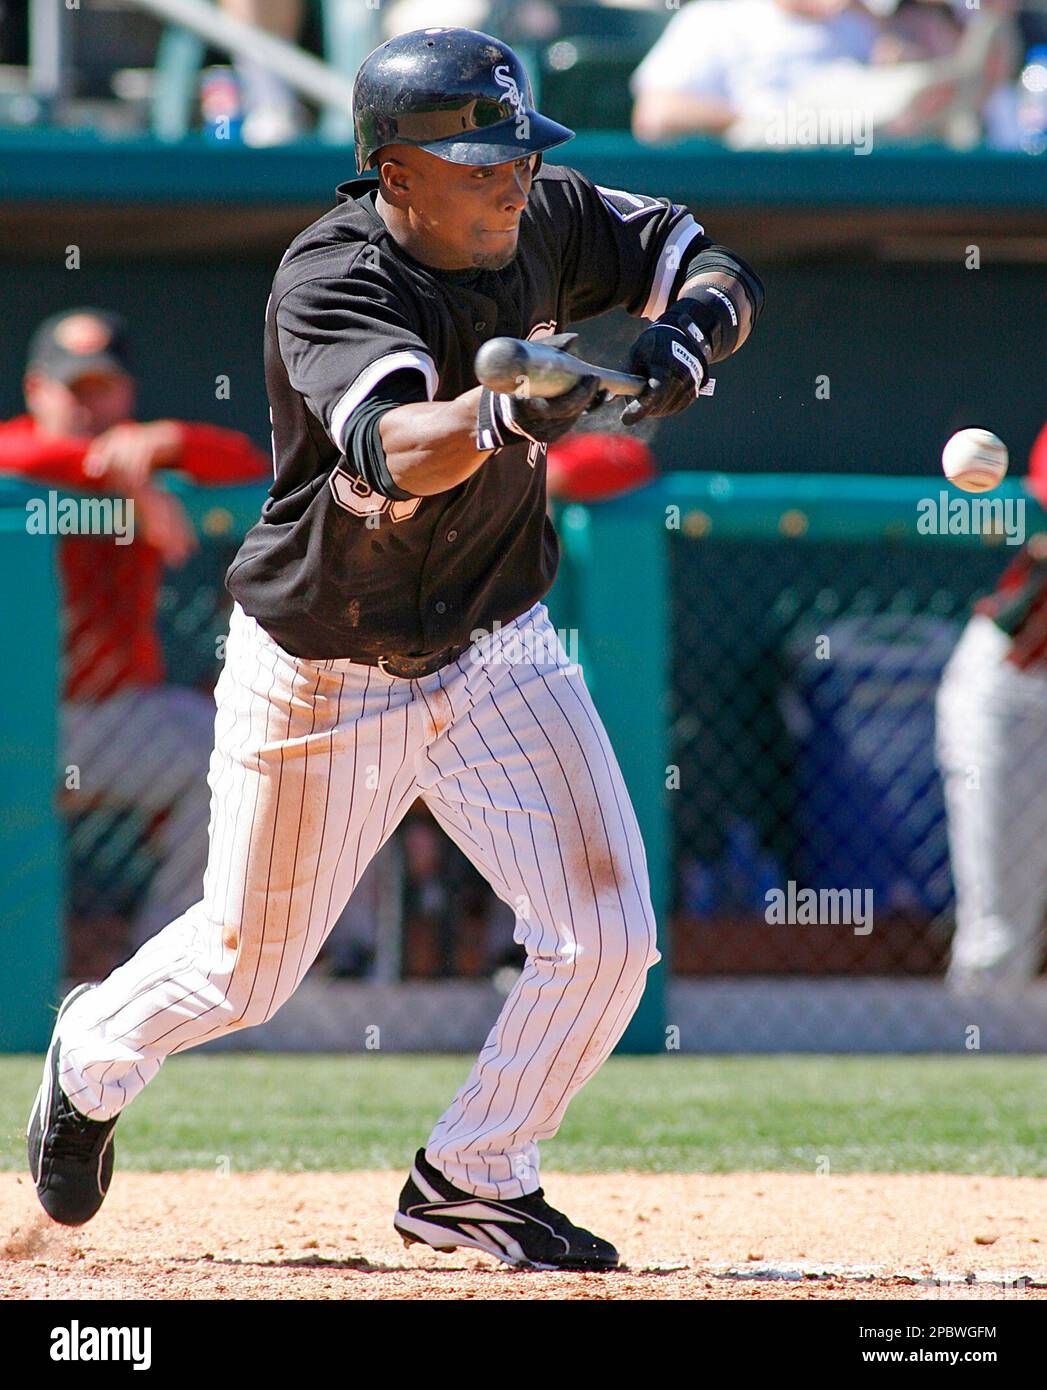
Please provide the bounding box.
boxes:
[26,0,378,138]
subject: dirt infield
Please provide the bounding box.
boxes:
[3,1171,1046,1300]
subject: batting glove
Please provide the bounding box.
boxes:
[476,353,602,453]
[475,375,600,450]
[621,303,712,427]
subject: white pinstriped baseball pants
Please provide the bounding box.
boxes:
[58,601,660,1198]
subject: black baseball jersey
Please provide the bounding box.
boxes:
[226,164,710,660]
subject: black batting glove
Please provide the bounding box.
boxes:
[621,303,711,427]
[476,362,602,452]
[477,375,602,450]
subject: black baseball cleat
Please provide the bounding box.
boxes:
[394,1148,619,1271]
[27,984,119,1226]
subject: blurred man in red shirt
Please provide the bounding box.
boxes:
[0,308,270,953]
[936,422,1047,992]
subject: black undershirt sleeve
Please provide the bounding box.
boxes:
[341,368,431,501]
[673,242,766,325]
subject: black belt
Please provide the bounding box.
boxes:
[372,643,470,680]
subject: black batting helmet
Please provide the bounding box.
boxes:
[352,27,574,175]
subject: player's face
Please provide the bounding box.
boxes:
[452,154,538,269]
[380,147,538,271]
[24,369,135,438]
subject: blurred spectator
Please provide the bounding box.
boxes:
[631,0,882,144]
[630,0,1019,149]
[872,0,962,64]
[382,0,493,36]
[218,0,308,145]
[381,0,560,43]
[936,425,1047,992]
[883,1,1021,147]
[0,309,270,961]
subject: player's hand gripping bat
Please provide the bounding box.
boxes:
[475,334,717,402]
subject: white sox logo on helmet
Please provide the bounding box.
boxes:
[493,65,524,114]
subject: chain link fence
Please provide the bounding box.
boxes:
[669,535,1011,976]
[22,473,1047,1052]
[653,482,1047,1052]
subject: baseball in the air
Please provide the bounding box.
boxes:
[941,428,1009,493]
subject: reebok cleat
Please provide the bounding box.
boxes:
[394,1148,619,1271]
[27,984,119,1227]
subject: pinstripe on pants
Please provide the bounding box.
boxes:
[58,600,660,1198]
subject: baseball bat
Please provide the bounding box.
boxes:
[474,336,716,401]
[474,337,646,399]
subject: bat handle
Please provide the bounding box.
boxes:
[597,367,647,398]
[600,368,717,400]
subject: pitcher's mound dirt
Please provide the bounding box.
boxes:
[3,1171,1045,1300]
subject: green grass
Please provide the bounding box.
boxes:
[3,1054,1045,1175]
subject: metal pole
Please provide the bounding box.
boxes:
[29,0,66,105]
[132,0,357,112]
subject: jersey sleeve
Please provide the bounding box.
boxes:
[555,166,711,324]
[274,256,440,456]
[341,367,431,501]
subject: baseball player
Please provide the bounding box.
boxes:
[936,427,1047,992]
[29,27,763,1271]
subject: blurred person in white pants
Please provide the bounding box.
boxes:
[936,425,1047,991]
